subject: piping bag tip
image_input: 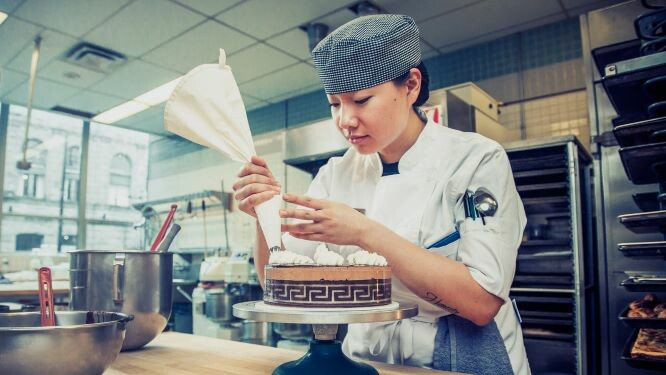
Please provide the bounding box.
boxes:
[255,194,282,251]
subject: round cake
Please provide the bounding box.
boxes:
[263,265,391,308]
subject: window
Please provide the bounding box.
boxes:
[64,177,78,201]
[67,146,80,168]
[15,233,44,251]
[16,138,46,198]
[108,154,132,207]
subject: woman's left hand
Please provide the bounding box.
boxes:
[280,193,374,247]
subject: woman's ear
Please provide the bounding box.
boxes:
[405,67,422,105]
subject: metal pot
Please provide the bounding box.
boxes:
[241,320,274,346]
[69,250,173,350]
[273,322,313,340]
[204,285,243,322]
[0,311,132,375]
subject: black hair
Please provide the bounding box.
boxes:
[392,62,430,108]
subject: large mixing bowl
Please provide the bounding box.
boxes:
[0,311,132,375]
[69,250,173,350]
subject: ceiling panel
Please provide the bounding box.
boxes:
[241,93,265,110]
[419,0,562,50]
[85,0,205,57]
[266,29,311,61]
[4,77,81,109]
[226,43,298,84]
[566,0,624,15]
[60,90,125,115]
[0,0,23,13]
[0,68,28,97]
[143,20,256,73]
[313,7,356,30]
[375,0,483,22]
[7,29,77,74]
[89,59,181,99]
[172,0,243,16]
[0,17,42,66]
[239,62,319,100]
[14,0,130,37]
[38,60,107,88]
[266,82,322,104]
[216,0,356,40]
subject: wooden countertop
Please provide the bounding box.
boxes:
[106,332,460,375]
[0,280,69,297]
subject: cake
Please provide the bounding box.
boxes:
[263,245,391,308]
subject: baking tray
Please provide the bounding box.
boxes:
[512,294,573,304]
[632,192,662,212]
[621,329,666,371]
[619,142,666,184]
[522,196,570,215]
[513,274,573,286]
[591,39,641,77]
[512,167,567,180]
[516,251,573,275]
[522,327,574,341]
[521,317,573,326]
[520,310,573,319]
[614,116,666,147]
[617,210,666,234]
[509,154,567,173]
[619,241,666,257]
[619,307,666,329]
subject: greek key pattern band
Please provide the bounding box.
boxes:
[264,279,391,307]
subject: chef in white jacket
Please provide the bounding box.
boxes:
[233,14,530,375]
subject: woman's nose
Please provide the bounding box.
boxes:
[338,106,358,129]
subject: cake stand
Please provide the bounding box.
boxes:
[233,301,418,375]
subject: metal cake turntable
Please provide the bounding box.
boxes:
[233,300,417,375]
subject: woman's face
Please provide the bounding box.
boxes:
[327,69,421,157]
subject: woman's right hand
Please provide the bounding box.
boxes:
[232,155,281,218]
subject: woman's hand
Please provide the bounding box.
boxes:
[280,193,376,247]
[232,156,281,218]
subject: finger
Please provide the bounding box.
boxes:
[251,155,268,168]
[289,232,325,242]
[281,222,322,233]
[235,182,281,202]
[282,194,325,210]
[237,162,275,180]
[232,174,279,192]
[279,208,323,221]
[239,191,279,212]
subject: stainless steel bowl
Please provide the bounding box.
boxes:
[69,250,173,350]
[0,311,132,375]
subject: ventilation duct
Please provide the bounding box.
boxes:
[307,23,329,51]
[62,42,127,74]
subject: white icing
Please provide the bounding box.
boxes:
[268,250,314,265]
[347,249,388,266]
[313,243,344,266]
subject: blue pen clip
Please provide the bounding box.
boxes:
[426,230,460,249]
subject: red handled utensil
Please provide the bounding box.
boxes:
[150,204,178,252]
[38,267,55,326]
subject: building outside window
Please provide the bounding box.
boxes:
[107,154,132,207]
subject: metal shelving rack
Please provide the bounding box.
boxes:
[582,1,666,374]
[504,136,594,375]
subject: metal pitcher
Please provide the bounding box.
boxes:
[69,250,173,350]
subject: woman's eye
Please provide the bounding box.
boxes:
[354,97,370,105]
[329,102,340,108]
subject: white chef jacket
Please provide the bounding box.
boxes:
[282,120,530,374]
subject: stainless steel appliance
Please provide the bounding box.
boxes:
[69,250,173,350]
[0,311,131,375]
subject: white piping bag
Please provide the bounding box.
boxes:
[164,49,282,251]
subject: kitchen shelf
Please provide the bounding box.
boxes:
[618,210,666,234]
[522,317,574,326]
[509,154,567,173]
[619,142,666,184]
[512,294,573,304]
[619,241,666,257]
[621,329,666,371]
[520,239,571,247]
[516,252,573,275]
[513,274,573,287]
[613,116,666,147]
[513,168,568,179]
[522,328,575,341]
[621,275,666,292]
[521,310,574,319]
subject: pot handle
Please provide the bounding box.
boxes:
[112,253,126,304]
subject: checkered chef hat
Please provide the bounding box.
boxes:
[311,14,421,94]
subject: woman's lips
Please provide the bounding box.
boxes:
[349,135,369,145]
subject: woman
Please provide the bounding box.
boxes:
[233,14,529,375]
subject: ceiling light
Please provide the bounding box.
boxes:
[0,12,7,25]
[92,100,149,124]
[134,76,182,106]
